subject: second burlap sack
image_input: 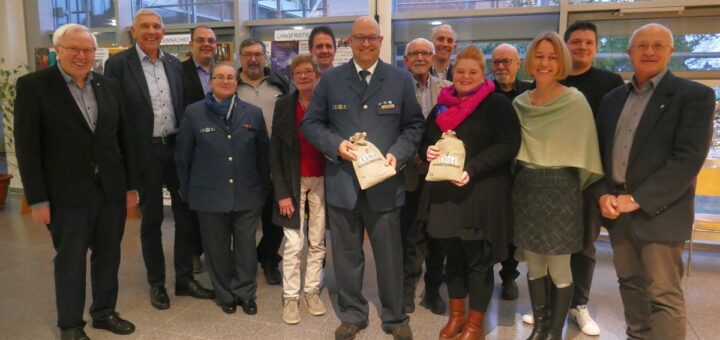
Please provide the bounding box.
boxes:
[350,132,397,190]
[426,130,465,182]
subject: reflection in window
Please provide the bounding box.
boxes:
[710,87,720,159]
[253,0,367,19]
[133,0,233,24]
[53,0,116,28]
[595,34,720,73]
[393,0,558,13]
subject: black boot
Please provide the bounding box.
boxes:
[526,276,550,340]
[545,283,573,340]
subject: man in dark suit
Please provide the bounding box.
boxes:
[14,24,137,340]
[596,23,715,340]
[301,16,424,340]
[181,25,217,274]
[182,25,216,106]
[104,9,213,310]
[490,43,531,302]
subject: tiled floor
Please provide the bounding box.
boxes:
[1,192,718,340]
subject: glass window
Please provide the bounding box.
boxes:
[53,0,116,28]
[394,0,558,13]
[393,15,557,80]
[252,0,367,19]
[133,0,234,24]
[709,86,720,159]
[588,17,720,73]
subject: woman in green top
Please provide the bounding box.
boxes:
[512,32,603,340]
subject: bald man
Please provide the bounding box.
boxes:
[302,16,424,340]
[596,23,714,339]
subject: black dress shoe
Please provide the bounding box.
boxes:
[262,265,282,285]
[60,327,90,340]
[176,279,215,299]
[220,303,236,314]
[150,286,170,310]
[419,291,446,315]
[237,298,258,315]
[92,312,135,335]
[501,279,519,300]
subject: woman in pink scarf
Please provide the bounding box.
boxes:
[420,46,521,340]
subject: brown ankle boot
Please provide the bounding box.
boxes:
[457,309,485,340]
[439,299,466,340]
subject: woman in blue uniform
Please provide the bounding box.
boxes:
[176,63,269,315]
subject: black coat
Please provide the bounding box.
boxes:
[596,71,715,242]
[104,46,185,175]
[419,92,520,261]
[181,58,208,108]
[14,65,138,207]
[269,92,304,228]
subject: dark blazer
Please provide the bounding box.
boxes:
[104,45,185,174]
[181,58,208,107]
[301,59,425,212]
[14,65,137,207]
[269,92,302,228]
[596,71,715,242]
[430,63,454,82]
[175,98,270,213]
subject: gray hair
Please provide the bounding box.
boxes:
[493,43,519,57]
[431,24,457,41]
[239,38,267,54]
[52,23,97,49]
[133,9,164,28]
[628,23,674,49]
[405,38,435,56]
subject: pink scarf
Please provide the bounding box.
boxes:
[435,80,495,132]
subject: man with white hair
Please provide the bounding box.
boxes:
[15,23,138,339]
[596,23,715,339]
[429,24,457,81]
[105,9,214,311]
[490,43,531,301]
[400,37,450,315]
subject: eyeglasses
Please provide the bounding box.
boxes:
[632,43,671,51]
[292,70,316,78]
[59,45,96,56]
[211,75,236,82]
[351,35,381,43]
[407,51,433,58]
[193,37,216,44]
[492,59,514,66]
[241,52,265,59]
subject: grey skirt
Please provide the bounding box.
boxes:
[512,167,583,255]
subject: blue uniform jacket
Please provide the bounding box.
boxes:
[301,59,425,212]
[176,98,270,213]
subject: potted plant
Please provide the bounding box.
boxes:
[0,58,28,210]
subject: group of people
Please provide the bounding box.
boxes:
[13,7,715,340]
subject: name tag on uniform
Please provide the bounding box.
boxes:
[379,100,395,110]
[332,104,349,110]
[200,127,216,133]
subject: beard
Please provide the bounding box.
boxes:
[495,73,511,84]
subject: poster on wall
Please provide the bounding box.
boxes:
[216,42,234,62]
[94,48,109,74]
[270,41,299,78]
[273,28,353,67]
[34,48,56,70]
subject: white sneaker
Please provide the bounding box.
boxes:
[283,297,300,325]
[522,312,535,325]
[304,289,327,316]
[569,305,600,336]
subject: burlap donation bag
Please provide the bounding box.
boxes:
[350,132,397,190]
[426,130,465,182]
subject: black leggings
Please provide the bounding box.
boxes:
[441,238,495,311]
